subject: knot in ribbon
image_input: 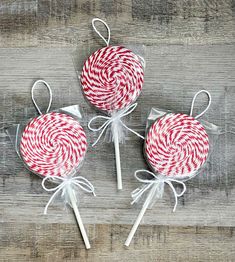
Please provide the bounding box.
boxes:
[88,103,144,146]
[131,170,186,212]
[42,175,96,215]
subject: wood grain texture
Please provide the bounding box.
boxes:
[0,223,235,262]
[0,0,234,47]
[0,0,235,261]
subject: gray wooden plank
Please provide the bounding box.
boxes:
[0,223,234,262]
[0,0,234,47]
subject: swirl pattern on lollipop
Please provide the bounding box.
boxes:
[145,113,209,177]
[20,112,87,177]
[81,46,144,112]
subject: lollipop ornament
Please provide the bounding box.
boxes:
[82,18,145,190]
[125,90,211,246]
[20,80,95,249]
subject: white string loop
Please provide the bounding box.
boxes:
[132,170,186,212]
[190,90,211,119]
[31,80,52,115]
[92,18,111,46]
[42,175,96,215]
[88,103,144,146]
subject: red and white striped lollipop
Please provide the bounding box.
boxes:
[20,80,92,249]
[81,18,144,190]
[81,45,144,113]
[20,112,87,177]
[125,90,212,247]
[145,113,209,178]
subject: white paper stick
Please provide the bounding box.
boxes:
[113,128,122,190]
[68,187,91,249]
[125,184,158,246]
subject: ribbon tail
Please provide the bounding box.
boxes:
[142,183,159,210]
[91,121,111,146]
[120,121,145,140]
[131,183,153,205]
[167,182,177,212]
[173,193,178,213]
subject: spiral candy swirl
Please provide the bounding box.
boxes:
[20,112,87,177]
[145,113,209,177]
[81,46,144,113]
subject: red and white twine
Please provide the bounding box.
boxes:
[81,18,144,113]
[20,80,87,177]
[20,112,87,177]
[81,45,144,113]
[145,113,209,177]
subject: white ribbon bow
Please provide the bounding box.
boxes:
[88,103,145,146]
[131,170,186,212]
[42,175,96,215]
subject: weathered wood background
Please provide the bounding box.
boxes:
[0,0,235,261]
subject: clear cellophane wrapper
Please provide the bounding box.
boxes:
[134,107,222,209]
[5,105,88,209]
